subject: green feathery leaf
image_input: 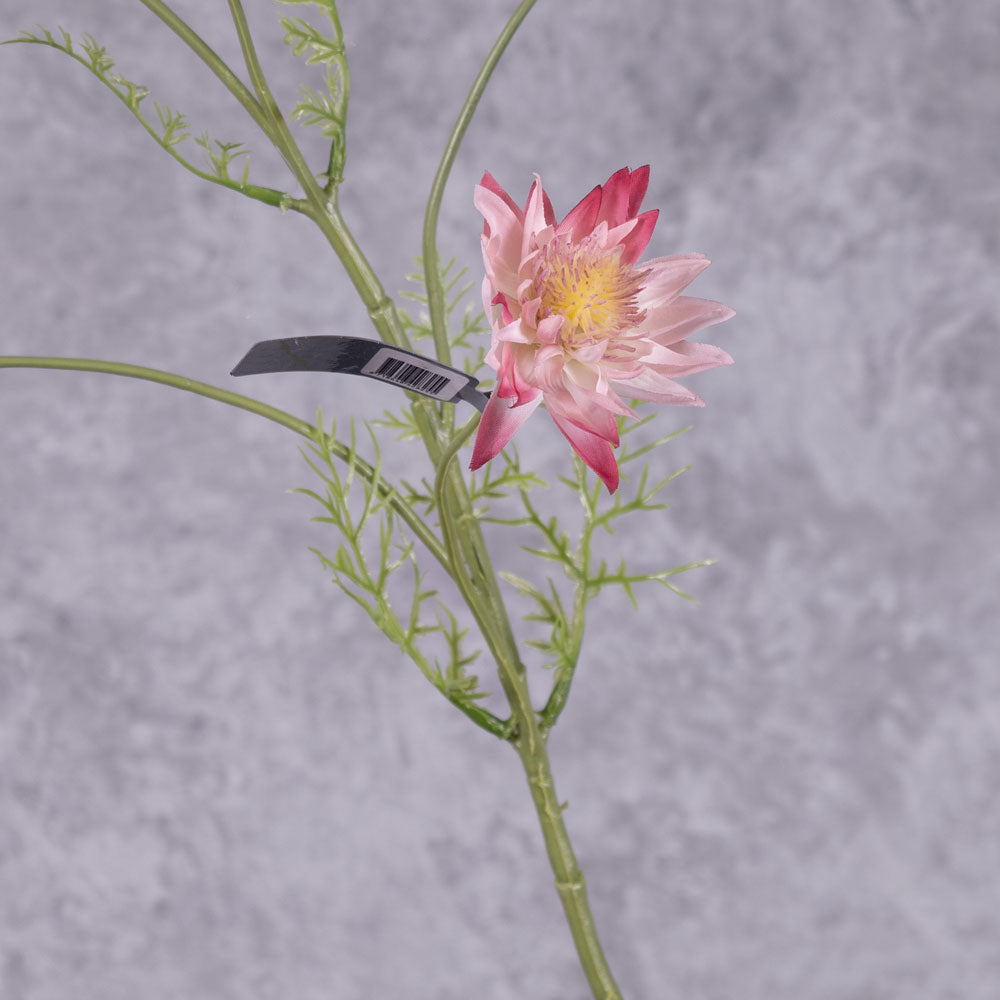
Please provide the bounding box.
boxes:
[489,419,712,731]
[275,0,349,192]
[3,26,287,207]
[296,416,502,735]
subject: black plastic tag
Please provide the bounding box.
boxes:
[231,336,488,411]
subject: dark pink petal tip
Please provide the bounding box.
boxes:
[469,392,539,470]
[478,172,522,217]
[626,165,651,217]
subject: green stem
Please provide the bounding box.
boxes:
[0,356,447,570]
[422,0,538,366]
[226,0,394,340]
[228,3,411,352]
[316,4,350,200]
[416,0,543,709]
[137,0,270,134]
[2,354,310,432]
[138,1,323,215]
[432,423,622,999]
[225,0,324,201]
[433,417,525,704]
[415,3,620,988]
[137,0,410,355]
[539,494,592,732]
[306,206,415,354]
[516,735,623,1000]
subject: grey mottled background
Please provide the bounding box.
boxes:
[2,2,999,998]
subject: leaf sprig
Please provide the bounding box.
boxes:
[275,0,349,194]
[469,450,547,517]
[491,415,712,731]
[401,258,491,377]
[297,416,508,738]
[3,26,287,207]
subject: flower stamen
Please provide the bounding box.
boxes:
[535,235,646,346]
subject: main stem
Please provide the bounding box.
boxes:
[516,729,623,1000]
[438,431,622,998]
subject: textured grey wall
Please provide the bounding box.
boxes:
[2,2,998,998]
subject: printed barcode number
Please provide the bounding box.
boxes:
[373,356,450,396]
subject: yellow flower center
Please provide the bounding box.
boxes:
[535,235,645,344]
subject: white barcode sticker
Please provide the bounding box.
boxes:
[360,347,469,401]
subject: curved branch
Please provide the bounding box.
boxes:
[422,0,538,365]
[0,355,448,570]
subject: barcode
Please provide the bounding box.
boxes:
[374,356,450,395]
[359,347,465,400]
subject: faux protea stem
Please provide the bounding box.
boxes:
[2,3,736,997]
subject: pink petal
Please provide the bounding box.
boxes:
[522,176,551,259]
[595,167,633,228]
[520,295,542,329]
[637,254,712,305]
[648,339,734,375]
[613,367,705,406]
[571,340,610,364]
[563,362,635,418]
[547,403,620,493]
[626,165,650,217]
[495,294,515,325]
[511,342,543,397]
[470,391,542,470]
[619,209,658,265]
[645,298,736,346]
[478,172,523,222]
[541,188,556,228]
[605,217,639,248]
[532,345,568,392]
[599,356,645,382]
[474,184,523,242]
[535,314,564,345]
[495,316,535,344]
[558,185,601,241]
[475,187,525,293]
[545,383,620,445]
[495,342,539,403]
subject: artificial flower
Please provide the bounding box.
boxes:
[469,166,734,493]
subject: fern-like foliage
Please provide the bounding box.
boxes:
[469,450,547,516]
[400,258,491,377]
[275,0,349,193]
[3,27,287,207]
[488,413,712,731]
[296,416,507,737]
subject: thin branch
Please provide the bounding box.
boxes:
[0,355,447,570]
[422,0,538,365]
[137,0,270,134]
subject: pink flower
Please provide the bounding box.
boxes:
[469,166,734,493]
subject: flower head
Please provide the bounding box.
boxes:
[470,166,734,493]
